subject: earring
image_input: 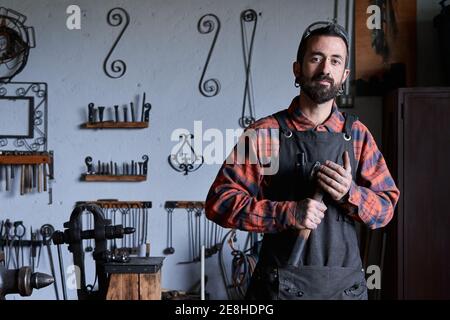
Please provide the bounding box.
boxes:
[338,83,345,95]
[294,78,300,88]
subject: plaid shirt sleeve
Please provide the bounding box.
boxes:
[205,118,400,232]
[205,124,299,233]
[343,121,400,229]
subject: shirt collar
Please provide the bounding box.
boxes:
[286,96,345,132]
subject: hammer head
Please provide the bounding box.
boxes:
[309,161,321,181]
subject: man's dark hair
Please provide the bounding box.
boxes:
[296,21,350,67]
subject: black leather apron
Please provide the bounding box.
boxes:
[245,110,367,300]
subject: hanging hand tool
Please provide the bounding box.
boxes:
[40,224,59,300]
[164,207,175,255]
[5,166,9,192]
[32,164,37,190]
[0,166,3,192]
[14,222,25,268]
[20,165,25,195]
[37,164,42,193]
[56,238,67,300]
[30,228,37,272]
[10,164,15,180]
[43,163,47,192]
[287,162,324,267]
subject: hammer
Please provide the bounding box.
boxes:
[287,161,324,267]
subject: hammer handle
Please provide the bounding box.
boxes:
[287,189,324,267]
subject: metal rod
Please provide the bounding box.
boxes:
[57,244,67,300]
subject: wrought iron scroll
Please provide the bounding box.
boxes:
[103,7,129,79]
[239,9,258,128]
[198,14,221,97]
[0,82,47,151]
[168,133,204,175]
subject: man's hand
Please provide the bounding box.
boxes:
[295,198,327,230]
[317,151,352,202]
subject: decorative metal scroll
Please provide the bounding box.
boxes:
[239,9,258,128]
[103,7,129,79]
[168,133,204,175]
[0,82,47,151]
[197,13,221,97]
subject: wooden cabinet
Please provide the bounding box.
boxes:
[382,88,450,299]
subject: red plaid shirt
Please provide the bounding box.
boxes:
[205,96,400,233]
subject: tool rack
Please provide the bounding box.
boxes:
[81,155,148,182]
[76,200,152,209]
[0,151,54,195]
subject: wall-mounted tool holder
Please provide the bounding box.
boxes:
[81,92,152,129]
[81,154,149,182]
[0,82,54,202]
[0,219,57,300]
[0,151,54,195]
[76,200,151,256]
[164,201,223,263]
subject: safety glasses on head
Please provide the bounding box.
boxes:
[301,21,350,48]
[297,20,350,67]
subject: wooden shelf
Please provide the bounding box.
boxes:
[82,174,147,182]
[81,121,149,129]
[164,201,205,209]
[0,154,52,165]
[76,200,152,208]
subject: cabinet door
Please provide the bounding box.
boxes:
[403,90,450,299]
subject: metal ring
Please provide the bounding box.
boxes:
[283,129,293,138]
[343,133,352,141]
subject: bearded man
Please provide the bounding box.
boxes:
[205,21,399,300]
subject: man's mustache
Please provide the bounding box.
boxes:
[312,74,334,84]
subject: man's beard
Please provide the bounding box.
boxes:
[299,73,342,104]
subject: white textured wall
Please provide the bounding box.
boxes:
[1,0,351,300]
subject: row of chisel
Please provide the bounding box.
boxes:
[0,164,51,194]
[85,156,148,176]
[87,92,152,123]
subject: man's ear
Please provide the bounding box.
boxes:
[342,68,350,83]
[293,61,301,78]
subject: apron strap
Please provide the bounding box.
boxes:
[272,110,292,136]
[342,112,358,137]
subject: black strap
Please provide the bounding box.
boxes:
[272,110,291,135]
[272,110,305,152]
[274,110,358,138]
[343,112,358,137]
